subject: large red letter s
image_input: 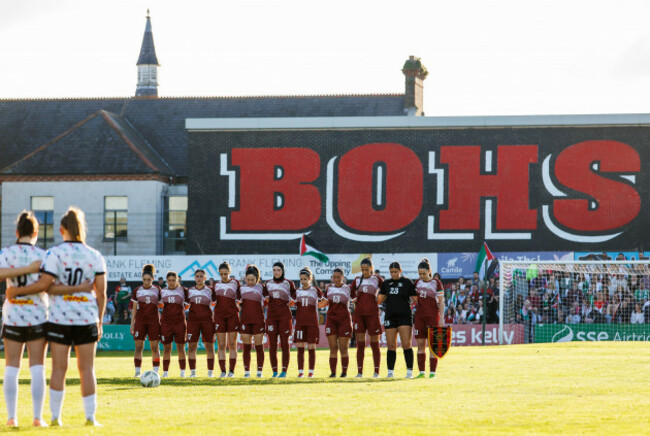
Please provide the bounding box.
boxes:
[231,148,321,231]
[553,140,641,232]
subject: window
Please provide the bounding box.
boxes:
[31,196,54,249]
[104,196,128,240]
[163,196,187,254]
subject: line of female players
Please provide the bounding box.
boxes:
[1,208,106,428]
[132,257,444,379]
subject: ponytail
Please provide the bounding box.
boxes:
[60,206,87,243]
[246,265,261,284]
[418,258,432,272]
[16,211,38,241]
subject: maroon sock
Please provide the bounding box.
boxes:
[219,359,226,373]
[243,344,252,371]
[430,356,438,373]
[229,357,236,373]
[134,358,142,368]
[418,353,426,372]
[281,336,290,372]
[308,349,316,371]
[255,345,265,371]
[189,358,196,370]
[297,347,305,371]
[269,336,278,372]
[153,358,160,369]
[179,357,186,370]
[342,356,349,373]
[163,359,170,372]
[207,358,215,371]
[370,342,381,374]
[329,357,337,374]
[356,341,366,374]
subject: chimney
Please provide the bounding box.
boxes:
[402,56,428,116]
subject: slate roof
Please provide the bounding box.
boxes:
[0,94,407,177]
[136,16,159,65]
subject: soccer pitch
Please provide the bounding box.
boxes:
[1,342,648,435]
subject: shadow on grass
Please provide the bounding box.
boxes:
[13,377,400,388]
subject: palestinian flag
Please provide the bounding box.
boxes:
[475,242,497,281]
[299,234,329,263]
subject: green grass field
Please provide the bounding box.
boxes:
[0,342,648,435]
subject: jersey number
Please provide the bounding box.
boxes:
[195,297,201,304]
[145,296,151,304]
[273,291,280,298]
[296,330,303,340]
[64,267,83,286]
[301,298,309,306]
[16,274,28,287]
[332,295,341,303]
[167,297,175,303]
[419,291,428,298]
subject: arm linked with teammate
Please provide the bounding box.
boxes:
[95,273,107,340]
[0,260,41,280]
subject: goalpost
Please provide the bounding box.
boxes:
[498,260,650,345]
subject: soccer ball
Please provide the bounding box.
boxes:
[140,370,161,388]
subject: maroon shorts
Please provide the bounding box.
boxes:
[214,315,240,333]
[266,317,293,337]
[354,314,382,335]
[295,325,319,344]
[240,323,265,335]
[187,320,215,343]
[160,319,187,344]
[325,318,352,337]
[414,314,439,339]
[133,320,160,342]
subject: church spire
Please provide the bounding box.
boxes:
[135,10,160,98]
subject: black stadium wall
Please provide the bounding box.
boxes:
[186,118,648,255]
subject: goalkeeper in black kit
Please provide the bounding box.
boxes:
[378,262,417,378]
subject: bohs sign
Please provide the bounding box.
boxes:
[186,119,648,255]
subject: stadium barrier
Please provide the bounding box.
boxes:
[535,324,650,343]
[98,324,522,351]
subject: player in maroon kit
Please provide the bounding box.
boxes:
[413,258,445,378]
[265,262,296,378]
[186,269,217,377]
[239,265,266,378]
[214,262,240,377]
[324,268,355,378]
[294,267,323,378]
[131,264,161,377]
[350,258,384,378]
[160,271,188,378]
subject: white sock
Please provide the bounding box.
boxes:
[135,367,141,375]
[420,371,426,375]
[4,366,20,420]
[82,394,96,421]
[430,372,436,376]
[180,370,185,377]
[298,370,304,375]
[191,369,196,376]
[49,388,65,420]
[387,369,394,377]
[406,369,413,378]
[162,371,168,377]
[29,365,46,420]
[153,367,159,374]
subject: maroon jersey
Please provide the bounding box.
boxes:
[214,279,240,318]
[160,286,187,322]
[415,278,444,318]
[325,284,354,322]
[295,285,323,327]
[187,285,216,323]
[239,283,266,325]
[132,285,161,323]
[265,278,296,320]
[350,275,383,316]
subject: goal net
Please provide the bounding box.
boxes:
[498,260,650,345]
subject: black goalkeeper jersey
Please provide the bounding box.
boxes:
[379,277,416,319]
